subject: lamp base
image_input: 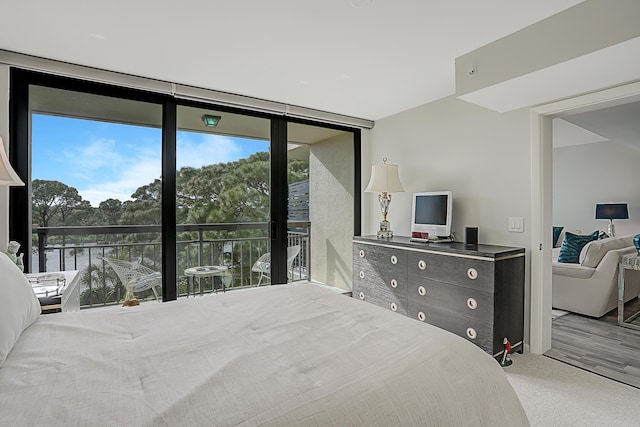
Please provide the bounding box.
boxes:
[608,221,615,237]
[377,221,393,239]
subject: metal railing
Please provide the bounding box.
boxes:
[33,222,310,308]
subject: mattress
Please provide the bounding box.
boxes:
[0,284,528,426]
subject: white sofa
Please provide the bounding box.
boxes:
[552,234,640,318]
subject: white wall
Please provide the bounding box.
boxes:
[366,95,531,246]
[366,95,533,343]
[553,140,640,237]
[309,133,354,292]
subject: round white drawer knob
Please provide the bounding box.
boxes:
[390,302,398,312]
[418,260,427,270]
[466,328,477,339]
[359,271,365,279]
[467,268,478,280]
[467,297,478,310]
[417,311,426,322]
[418,286,426,296]
[359,249,365,258]
[390,255,398,265]
[390,278,398,288]
[359,291,365,300]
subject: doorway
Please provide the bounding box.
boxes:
[544,101,640,388]
[529,81,640,355]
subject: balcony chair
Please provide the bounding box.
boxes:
[252,245,301,286]
[98,255,162,303]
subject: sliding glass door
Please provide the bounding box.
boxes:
[175,105,271,294]
[287,122,356,291]
[9,68,361,305]
[27,84,164,306]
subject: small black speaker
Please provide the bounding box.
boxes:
[465,227,478,245]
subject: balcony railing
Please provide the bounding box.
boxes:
[34,222,310,308]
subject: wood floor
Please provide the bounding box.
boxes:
[546,298,640,389]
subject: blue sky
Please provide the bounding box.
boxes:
[32,114,268,206]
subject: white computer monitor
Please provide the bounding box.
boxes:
[411,191,452,239]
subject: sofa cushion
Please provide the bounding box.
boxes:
[557,231,599,263]
[554,228,583,249]
[579,234,634,268]
[551,262,596,279]
[553,226,564,247]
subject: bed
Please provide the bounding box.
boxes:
[0,253,529,426]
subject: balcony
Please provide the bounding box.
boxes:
[34,222,310,308]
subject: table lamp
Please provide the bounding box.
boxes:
[365,158,404,239]
[0,136,25,186]
[595,203,628,237]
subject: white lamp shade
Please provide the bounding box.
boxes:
[0,137,25,186]
[365,163,404,193]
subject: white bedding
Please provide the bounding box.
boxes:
[0,284,528,426]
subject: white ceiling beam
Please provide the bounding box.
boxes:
[455,0,640,98]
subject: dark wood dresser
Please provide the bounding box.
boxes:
[352,235,525,359]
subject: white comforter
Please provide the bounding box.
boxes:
[0,284,528,426]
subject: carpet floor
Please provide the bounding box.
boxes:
[506,352,640,426]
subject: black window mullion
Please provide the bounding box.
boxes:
[354,128,362,237]
[161,99,177,301]
[270,117,288,284]
[8,70,31,271]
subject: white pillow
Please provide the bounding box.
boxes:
[579,235,633,267]
[0,251,41,366]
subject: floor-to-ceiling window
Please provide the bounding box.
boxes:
[175,105,272,293]
[24,82,164,307]
[9,68,361,306]
[288,122,356,291]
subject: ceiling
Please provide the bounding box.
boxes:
[29,85,345,163]
[553,100,640,149]
[0,0,585,121]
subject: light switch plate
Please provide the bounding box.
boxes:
[508,217,524,233]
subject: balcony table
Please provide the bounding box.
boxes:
[184,266,229,297]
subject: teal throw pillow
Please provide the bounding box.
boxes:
[553,226,564,247]
[557,231,598,264]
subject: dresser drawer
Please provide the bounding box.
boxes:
[408,279,493,322]
[353,279,408,315]
[408,302,493,353]
[354,244,407,275]
[408,252,494,291]
[354,245,407,294]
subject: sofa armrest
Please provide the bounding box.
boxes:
[552,262,595,279]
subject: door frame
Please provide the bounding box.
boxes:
[529,80,640,354]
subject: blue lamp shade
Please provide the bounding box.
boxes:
[595,203,629,220]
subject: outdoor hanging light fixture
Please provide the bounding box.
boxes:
[202,114,222,127]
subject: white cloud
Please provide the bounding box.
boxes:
[74,138,161,206]
[75,133,242,206]
[176,133,242,169]
[80,188,133,206]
